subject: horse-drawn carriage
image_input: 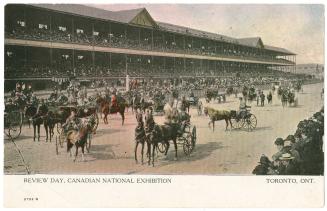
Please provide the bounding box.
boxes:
[230,108,257,131]
[4,103,23,139]
[156,120,197,156]
[204,107,257,132]
[56,104,99,155]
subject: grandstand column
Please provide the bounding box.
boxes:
[49,14,52,41]
[92,51,95,70]
[72,49,75,76]
[92,22,95,44]
[124,25,127,40]
[164,57,166,70]
[183,35,185,50]
[109,22,112,43]
[138,27,141,46]
[125,54,128,76]
[183,58,186,72]
[295,55,297,74]
[151,29,154,50]
[71,18,74,42]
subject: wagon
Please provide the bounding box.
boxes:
[55,104,99,154]
[231,108,257,131]
[4,109,23,139]
[56,104,99,134]
[157,121,197,156]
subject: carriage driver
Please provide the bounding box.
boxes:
[63,110,81,132]
[238,97,250,119]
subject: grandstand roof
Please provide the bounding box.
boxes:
[28,4,295,55]
[237,37,264,48]
[30,4,145,24]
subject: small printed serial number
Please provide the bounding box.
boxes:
[24,197,38,201]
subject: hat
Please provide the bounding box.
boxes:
[274,138,284,146]
[279,153,294,160]
[259,155,271,165]
[286,135,295,143]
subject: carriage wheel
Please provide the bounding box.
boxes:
[191,126,197,150]
[86,133,92,153]
[243,114,257,131]
[157,142,167,153]
[59,130,66,148]
[55,136,59,155]
[4,111,23,139]
[182,134,193,156]
[57,123,64,134]
[231,118,243,129]
[92,114,99,133]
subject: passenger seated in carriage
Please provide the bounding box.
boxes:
[238,97,251,119]
[63,110,81,132]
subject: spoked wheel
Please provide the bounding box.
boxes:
[91,114,99,133]
[191,126,197,150]
[58,130,66,148]
[182,133,193,156]
[57,123,64,134]
[4,111,23,139]
[157,142,167,153]
[231,118,243,129]
[86,133,92,153]
[243,114,257,131]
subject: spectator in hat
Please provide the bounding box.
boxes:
[252,155,277,175]
[283,139,301,165]
[277,153,300,175]
[272,138,284,162]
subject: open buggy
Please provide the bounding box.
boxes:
[56,104,99,154]
[231,107,257,131]
[156,114,197,156]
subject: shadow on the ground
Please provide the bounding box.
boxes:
[94,128,124,138]
[153,141,225,166]
[88,144,117,160]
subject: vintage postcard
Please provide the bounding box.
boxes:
[2,0,325,208]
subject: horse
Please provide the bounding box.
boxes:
[66,118,93,162]
[203,107,236,131]
[144,111,180,166]
[46,107,72,142]
[134,111,147,164]
[24,103,51,142]
[96,96,126,125]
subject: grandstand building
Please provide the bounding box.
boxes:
[5,4,296,90]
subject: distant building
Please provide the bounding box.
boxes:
[296,64,324,79]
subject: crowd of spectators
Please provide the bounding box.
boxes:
[5,61,311,85]
[6,24,293,65]
[252,108,324,175]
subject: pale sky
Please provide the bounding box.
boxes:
[89,4,325,64]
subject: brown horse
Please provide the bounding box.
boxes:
[204,107,236,131]
[96,96,126,125]
[66,119,93,162]
[134,111,147,164]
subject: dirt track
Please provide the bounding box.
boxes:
[4,82,324,175]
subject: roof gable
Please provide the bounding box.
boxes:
[129,8,157,27]
[237,37,264,48]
